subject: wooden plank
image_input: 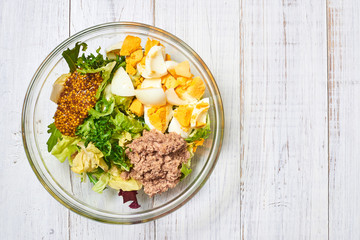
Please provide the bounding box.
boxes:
[240,0,328,239]
[328,0,360,238]
[0,0,70,239]
[70,0,154,34]
[154,1,241,239]
[68,1,155,239]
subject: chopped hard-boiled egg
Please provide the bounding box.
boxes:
[142,45,168,78]
[111,67,135,96]
[144,105,173,132]
[135,88,166,106]
[120,35,142,56]
[175,76,205,102]
[129,98,144,117]
[168,116,191,138]
[141,78,162,89]
[165,88,187,105]
[162,74,178,89]
[145,38,160,56]
[173,105,193,128]
[175,61,192,78]
[173,98,210,129]
[126,49,144,75]
[106,41,123,54]
[190,98,209,128]
[165,61,178,76]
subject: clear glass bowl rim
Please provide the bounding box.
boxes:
[22,21,224,224]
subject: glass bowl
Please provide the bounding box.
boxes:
[22,22,224,224]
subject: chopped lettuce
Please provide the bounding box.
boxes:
[180,145,194,180]
[105,143,131,171]
[114,96,133,114]
[87,168,104,184]
[92,172,110,193]
[51,136,80,163]
[77,47,110,71]
[108,165,142,191]
[185,114,211,143]
[117,132,132,147]
[88,96,115,118]
[46,123,62,152]
[62,42,88,73]
[180,160,192,180]
[76,116,113,156]
[111,111,148,134]
[71,142,108,174]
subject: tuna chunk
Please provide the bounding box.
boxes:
[126,129,190,197]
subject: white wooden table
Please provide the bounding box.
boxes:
[1,0,359,239]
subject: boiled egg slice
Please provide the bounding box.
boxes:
[143,46,167,78]
[135,88,166,106]
[106,41,123,59]
[168,117,191,138]
[174,61,192,78]
[111,67,135,96]
[190,98,210,128]
[141,78,162,89]
[165,88,187,105]
[106,41,123,53]
[165,60,178,73]
[144,105,173,133]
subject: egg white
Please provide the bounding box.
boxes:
[144,105,173,133]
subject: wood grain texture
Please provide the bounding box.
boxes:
[154,1,241,239]
[240,0,328,239]
[328,0,360,239]
[68,1,155,240]
[0,0,70,239]
[70,0,154,34]
[6,0,360,239]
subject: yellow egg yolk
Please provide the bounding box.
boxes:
[120,35,142,56]
[147,105,170,132]
[174,105,194,128]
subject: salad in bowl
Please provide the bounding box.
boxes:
[47,35,211,208]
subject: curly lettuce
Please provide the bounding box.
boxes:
[51,136,80,163]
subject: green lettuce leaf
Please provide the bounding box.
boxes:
[46,123,62,152]
[111,111,147,134]
[77,47,109,70]
[180,145,194,180]
[88,96,115,118]
[87,168,104,184]
[91,172,110,193]
[180,160,192,180]
[51,136,80,163]
[76,116,113,157]
[105,143,131,171]
[185,115,211,143]
[62,42,87,73]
